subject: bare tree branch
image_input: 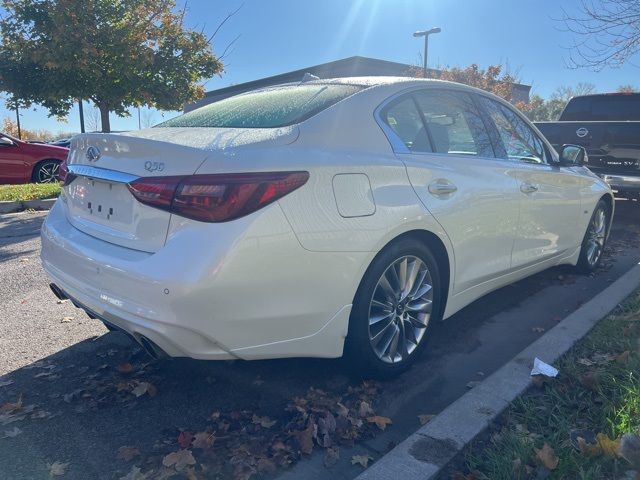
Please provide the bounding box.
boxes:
[559,0,640,70]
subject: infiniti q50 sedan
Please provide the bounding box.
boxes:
[41,77,613,377]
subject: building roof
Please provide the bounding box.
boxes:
[185,56,531,112]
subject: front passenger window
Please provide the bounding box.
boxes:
[479,97,547,165]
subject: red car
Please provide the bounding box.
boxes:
[0,132,69,184]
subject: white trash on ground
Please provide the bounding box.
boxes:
[530,357,559,377]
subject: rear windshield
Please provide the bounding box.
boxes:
[561,94,640,121]
[156,84,363,128]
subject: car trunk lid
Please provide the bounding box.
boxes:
[63,128,299,252]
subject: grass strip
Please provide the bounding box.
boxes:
[0,183,61,202]
[453,289,640,480]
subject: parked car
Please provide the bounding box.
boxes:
[0,132,69,184]
[49,138,72,149]
[41,78,613,377]
[535,93,640,199]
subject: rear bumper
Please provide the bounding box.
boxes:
[601,174,640,191]
[40,200,364,360]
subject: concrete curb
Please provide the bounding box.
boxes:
[357,263,640,480]
[0,198,56,214]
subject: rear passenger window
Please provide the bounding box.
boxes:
[383,97,431,152]
[413,90,495,157]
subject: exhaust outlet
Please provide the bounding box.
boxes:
[138,336,169,360]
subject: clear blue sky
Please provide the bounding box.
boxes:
[2,0,638,135]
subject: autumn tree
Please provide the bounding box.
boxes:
[617,84,638,93]
[561,0,640,69]
[0,0,223,132]
[525,83,596,121]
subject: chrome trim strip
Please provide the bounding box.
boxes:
[68,165,139,184]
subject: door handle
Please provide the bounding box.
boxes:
[428,180,458,196]
[520,182,538,194]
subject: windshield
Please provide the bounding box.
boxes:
[156,84,363,129]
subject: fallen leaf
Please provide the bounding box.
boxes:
[295,420,316,455]
[580,371,600,390]
[358,401,374,418]
[177,431,194,449]
[117,363,134,374]
[367,416,392,431]
[3,426,22,438]
[577,436,600,456]
[535,443,559,470]
[532,327,545,333]
[56,299,68,304]
[60,316,73,323]
[252,414,277,428]
[191,432,215,450]
[418,414,435,425]
[131,382,156,398]
[119,465,152,480]
[615,350,630,364]
[351,454,373,468]
[0,394,23,414]
[116,446,140,461]
[596,432,621,457]
[324,446,340,467]
[49,461,69,476]
[162,450,196,471]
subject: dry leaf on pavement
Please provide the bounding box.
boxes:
[117,363,134,374]
[131,381,156,398]
[418,414,435,425]
[177,431,194,449]
[116,446,140,461]
[118,465,153,480]
[49,461,69,476]
[162,449,196,471]
[60,316,73,323]
[252,414,277,428]
[351,454,373,468]
[192,431,215,450]
[535,443,559,470]
[366,416,392,430]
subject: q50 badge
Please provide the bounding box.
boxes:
[144,161,165,173]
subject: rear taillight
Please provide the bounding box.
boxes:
[127,171,309,222]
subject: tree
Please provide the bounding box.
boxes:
[561,0,640,69]
[409,63,522,104]
[524,83,596,121]
[0,0,223,132]
[617,84,638,93]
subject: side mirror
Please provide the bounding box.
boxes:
[0,137,14,146]
[558,144,587,166]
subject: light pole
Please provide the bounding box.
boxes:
[413,27,441,76]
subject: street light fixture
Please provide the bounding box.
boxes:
[413,27,441,77]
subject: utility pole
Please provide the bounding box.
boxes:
[78,99,85,133]
[14,100,22,139]
[137,107,142,130]
[413,27,442,77]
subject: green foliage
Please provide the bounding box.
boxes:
[0,0,223,132]
[525,83,596,121]
[0,183,60,201]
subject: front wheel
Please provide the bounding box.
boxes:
[345,238,442,378]
[575,199,610,273]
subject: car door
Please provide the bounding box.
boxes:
[380,88,522,295]
[477,96,584,267]
[0,134,27,183]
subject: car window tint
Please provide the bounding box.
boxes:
[156,84,363,128]
[479,97,547,165]
[383,96,431,152]
[413,90,495,157]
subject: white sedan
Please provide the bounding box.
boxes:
[41,77,613,377]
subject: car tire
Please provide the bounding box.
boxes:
[575,199,610,274]
[31,159,61,183]
[345,237,442,378]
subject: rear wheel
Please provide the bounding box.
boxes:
[32,159,61,183]
[575,199,610,273]
[346,238,442,378]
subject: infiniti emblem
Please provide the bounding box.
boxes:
[576,127,589,138]
[86,146,101,162]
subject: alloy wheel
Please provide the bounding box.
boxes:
[368,255,433,364]
[36,162,60,183]
[586,206,606,267]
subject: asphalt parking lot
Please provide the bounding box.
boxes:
[1,200,639,479]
